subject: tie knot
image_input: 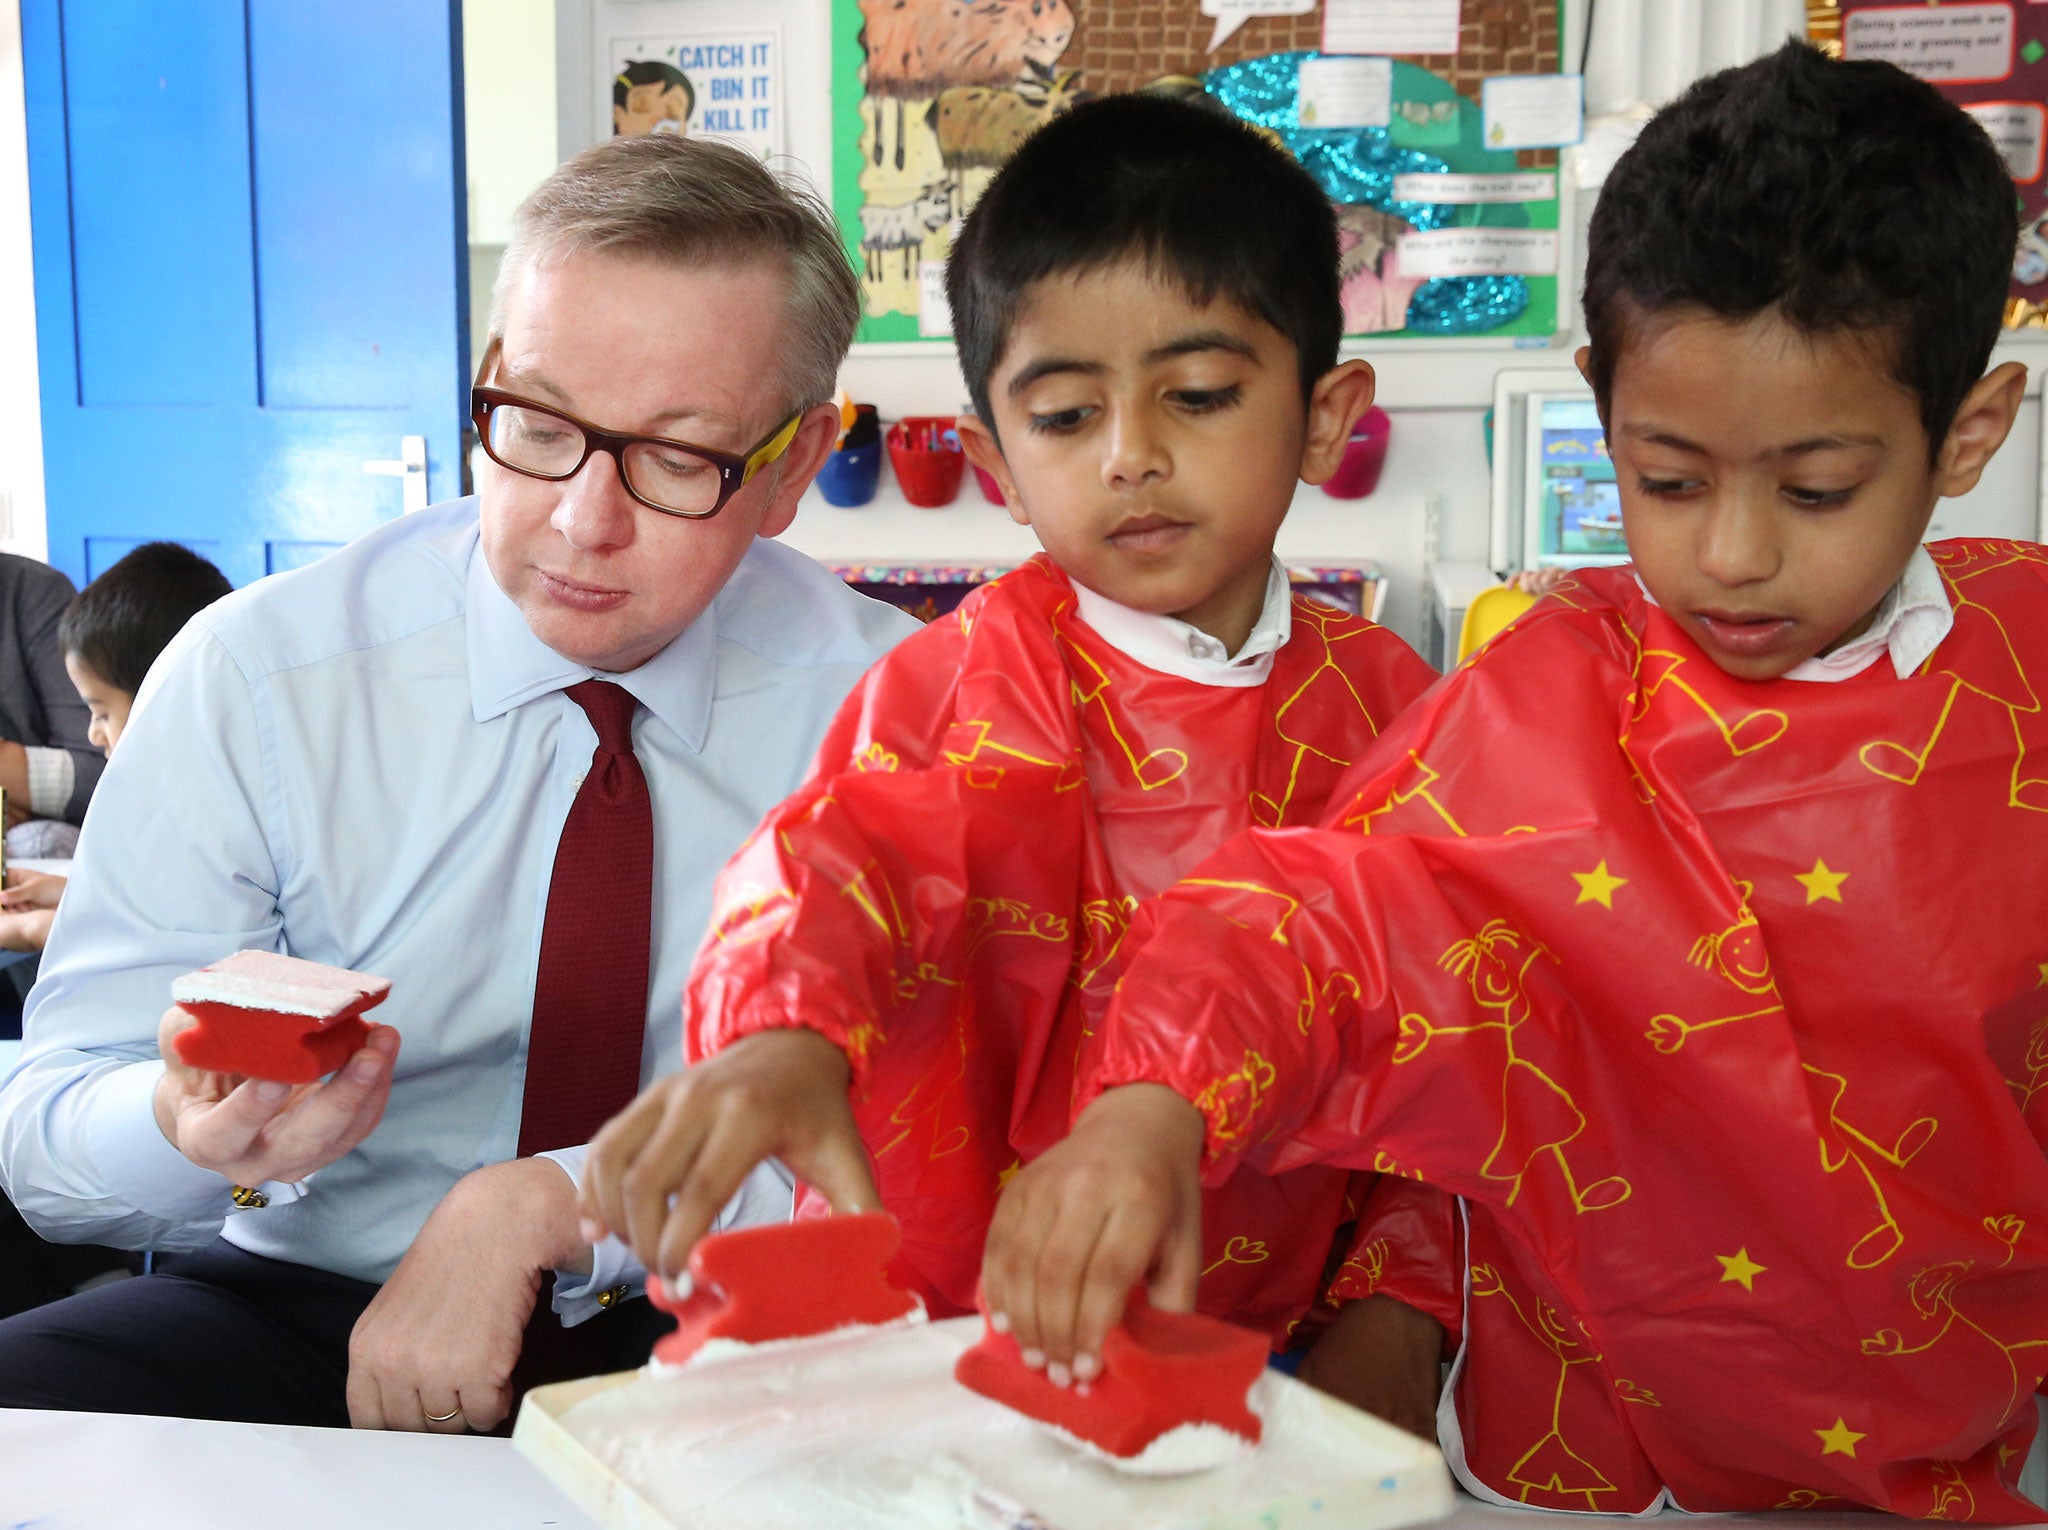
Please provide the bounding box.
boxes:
[565,679,638,754]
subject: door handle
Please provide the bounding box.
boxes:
[363,435,429,513]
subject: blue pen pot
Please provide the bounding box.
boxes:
[817,441,882,506]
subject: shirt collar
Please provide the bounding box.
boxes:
[1630,545,1952,684]
[1069,559,1292,688]
[1779,544,1951,683]
[464,530,717,749]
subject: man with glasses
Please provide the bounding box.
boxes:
[0,134,915,1431]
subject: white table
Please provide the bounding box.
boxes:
[0,1408,602,1529]
[0,1405,1976,1530]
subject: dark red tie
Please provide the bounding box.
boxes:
[518,680,653,1155]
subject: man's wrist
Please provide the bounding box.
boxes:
[451,1156,594,1277]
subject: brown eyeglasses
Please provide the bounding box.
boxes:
[470,351,802,520]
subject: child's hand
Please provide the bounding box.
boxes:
[1295,1293,1445,1440]
[0,906,53,952]
[0,870,67,911]
[580,1028,878,1282]
[980,1083,1206,1384]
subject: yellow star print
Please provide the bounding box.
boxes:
[1815,1418,1866,1458]
[997,1158,1022,1190]
[1794,858,1848,904]
[1716,1248,1766,1292]
[2037,963,2048,989]
[1573,860,1627,908]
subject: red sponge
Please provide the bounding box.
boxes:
[953,1292,1267,1460]
[169,950,391,1084]
[649,1211,925,1366]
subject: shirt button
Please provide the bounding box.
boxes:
[571,770,587,790]
[596,1285,630,1309]
[230,1184,269,1209]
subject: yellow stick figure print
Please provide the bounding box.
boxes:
[1472,1262,1620,1510]
[1859,546,2047,811]
[1251,602,1390,827]
[1619,639,1790,802]
[1860,1259,2048,1422]
[1053,619,1188,790]
[1396,921,1630,1213]
[1645,896,1784,1053]
[1802,1063,1937,1269]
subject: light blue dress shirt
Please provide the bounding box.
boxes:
[0,499,915,1321]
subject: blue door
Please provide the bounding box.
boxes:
[22,1,468,588]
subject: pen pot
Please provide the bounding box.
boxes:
[817,404,882,507]
[887,416,964,507]
[1322,406,1392,499]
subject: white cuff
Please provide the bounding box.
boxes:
[23,745,74,819]
[535,1145,647,1328]
[86,1060,244,1224]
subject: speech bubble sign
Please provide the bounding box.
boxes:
[1200,0,1316,53]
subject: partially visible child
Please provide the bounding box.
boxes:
[983,43,2048,1519]
[584,94,1457,1427]
[0,543,231,951]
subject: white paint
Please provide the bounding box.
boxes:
[170,950,390,1020]
[0,0,47,561]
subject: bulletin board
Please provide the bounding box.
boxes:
[1813,0,2048,329]
[831,1,1574,346]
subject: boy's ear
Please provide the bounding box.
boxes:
[1298,360,1376,485]
[1933,361,2027,499]
[956,415,1030,529]
[1573,344,1592,385]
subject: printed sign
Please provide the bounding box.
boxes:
[1391,171,1556,203]
[1398,228,1559,277]
[1966,99,2045,180]
[1481,73,1583,149]
[1842,2,2014,84]
[1322,0,1464,56]
[1298,56,1394,128]
[609,31,783,158]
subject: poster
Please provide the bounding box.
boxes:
[830,0,1565,345]
[609,31,785,160]
[1821,1,2048,327]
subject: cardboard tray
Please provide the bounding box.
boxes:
[514,1317,1455,1530]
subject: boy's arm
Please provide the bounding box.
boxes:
[583,602,1088,1276]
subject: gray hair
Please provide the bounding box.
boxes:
[489,135,859,411]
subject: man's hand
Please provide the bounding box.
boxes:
[152,1005,398,1186]
[348,1158,585,1433]
[1295,1294,1446,1440]
[980,1083,1206,1385]
[581,1028,877,1282]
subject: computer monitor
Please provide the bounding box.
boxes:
[1524,393,1627,569]
[1488,369,1633,575]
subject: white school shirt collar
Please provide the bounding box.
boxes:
[1068,558,1293,688]
[1631,545,1952,684]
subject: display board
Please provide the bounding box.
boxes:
[1814,0,2048,329]
[830,0,1573,345]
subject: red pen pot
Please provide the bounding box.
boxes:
[1323,406,1392,499]
[887,416,964,507]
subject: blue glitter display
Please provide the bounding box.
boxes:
[1204,51,1530,336]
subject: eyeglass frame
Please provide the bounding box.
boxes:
[469,342,804,521]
